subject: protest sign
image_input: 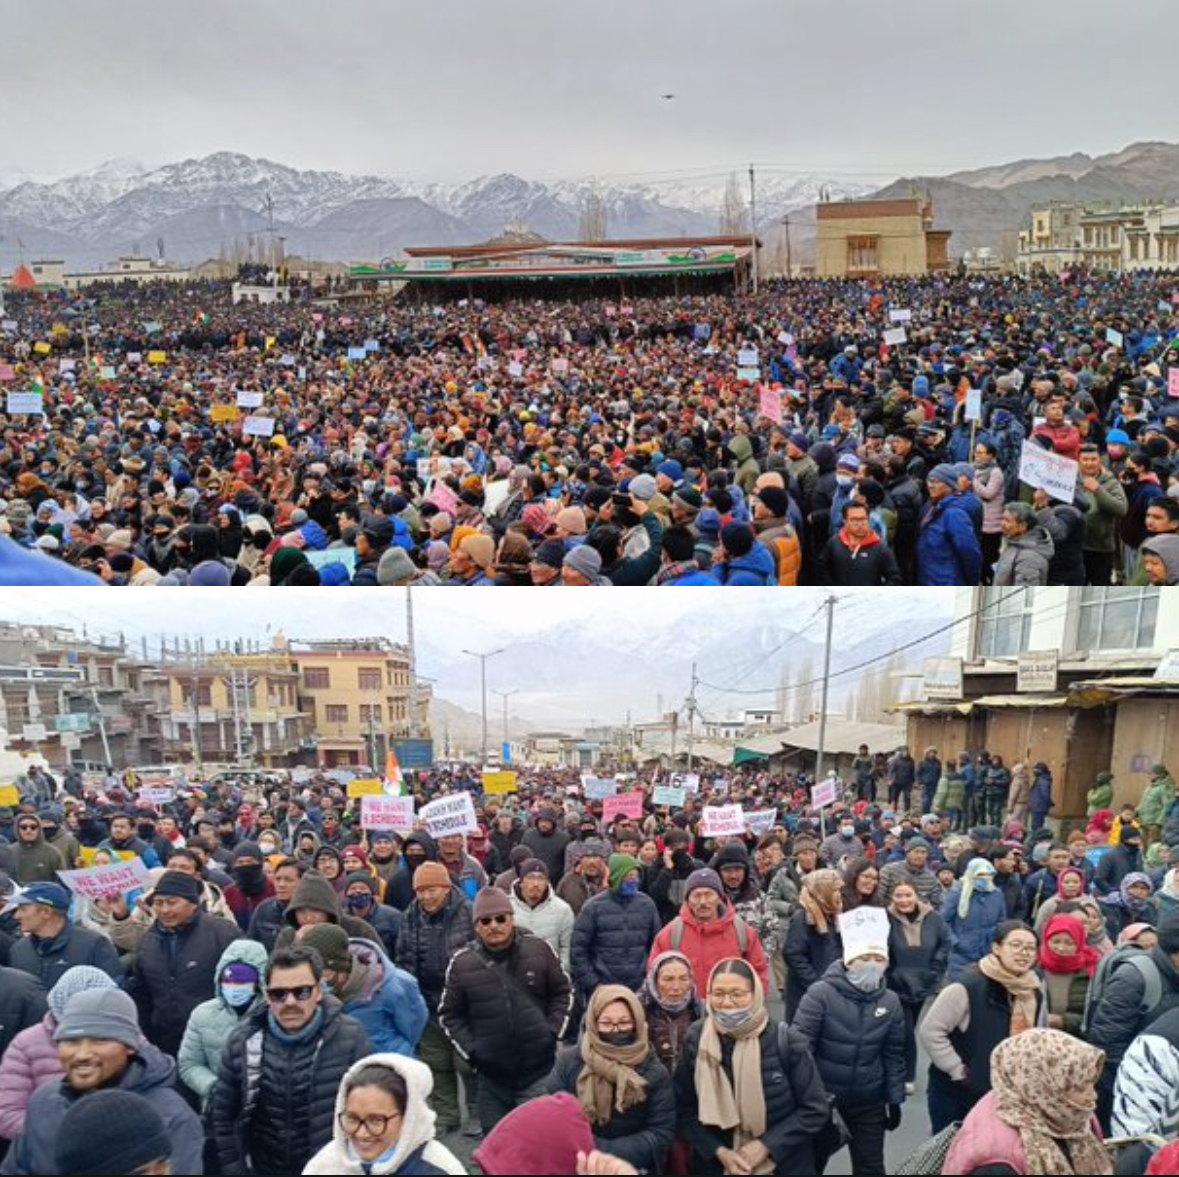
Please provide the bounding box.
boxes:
[551,357,569,373]
[360,795,415,832]
[964,387,983,422]
[6,391,43,415]
[137,787,175,806]
[1106,327,1124,348]
[59,358,75,374]
[744,809,779,835]
[737,347,759,367]
[236,389,265,409]
[883,327,908,347]
[306,549,357,576]
[422,792,478,838]
[653,784,686,808]
[364,339,380,352]
[0,785,19,807]
[34,341,51,354]
[347,346,367,361]
[702,804,746,836]
[889,308,913,323]
[602,791,644,823]
[147,350,167,365]
[1018,440,1079,504]
[758,385,783,425]
[482,771,518,795]
[838,907,891,958]
[100,366,117,379]
[508,361,524,378]
[670,772,700,794]
[811,778,840,809]
[0,364,14,381]
[736,367,761,383]
[777,331,794,345]
[1169,368,1179,398]
[58,857,151,901]
[210,404,240,424]
[583,776,618,800]
[242,415,276,438]
[346,778,384,799]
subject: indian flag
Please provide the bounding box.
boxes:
[383,749,403,796]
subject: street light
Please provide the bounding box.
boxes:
[462,648,504,767]
[491,688,520,762]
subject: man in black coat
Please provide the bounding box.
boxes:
[128,869,241,1056]
[7,882,122,989]
[440,887,572,1131]
[0,963,47,1055]
[522,806,571,882]
[821,501,904,586]
[211,945,371,1175]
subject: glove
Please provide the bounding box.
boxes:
[885,1105,902,1132]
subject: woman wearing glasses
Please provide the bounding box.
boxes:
[304,1054,466,1175]
[920,921,1046,1133]
[675,958,830,1176]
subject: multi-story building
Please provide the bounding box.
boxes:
[901,588,1179,819]
[1018,201,1179,275]
[815,198,952,278]
[1015,205,1082,275]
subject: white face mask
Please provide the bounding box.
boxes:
[847,961,886,992]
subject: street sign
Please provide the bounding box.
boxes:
[1017,650,1059,693]
[21,723,47,742]
[54,713,92,733]
[391,739,434,769]
[923,658,964,701]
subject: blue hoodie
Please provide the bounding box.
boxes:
[718,542,778,586]
[0,538,105,586]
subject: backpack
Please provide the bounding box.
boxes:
[1080,946,1163,1037]
[670,914,748,954]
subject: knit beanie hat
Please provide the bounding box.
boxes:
[685,868,725,901]
[460,533,495,570]
[299,923,352,973]
[413,861,452,894]
[608,853,640,891]
[474,887,514,920]
[345,870,377,893]
[55,1090,171,1176]
[47,964,118,1023]
[519,857,550,879]
[927,463,959,490]
[563,545,602,581]
[54,989,141,1049]
[149,870,202,904]
[377,547,417,585]
[532,538,567,570]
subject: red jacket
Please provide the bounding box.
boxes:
[648,900,770,993]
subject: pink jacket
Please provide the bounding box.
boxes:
[0,1015,63,1140]
[973,465,1005,534]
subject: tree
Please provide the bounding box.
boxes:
[719,171,748,235]
[793,654,815,724]
[579,183,609,242]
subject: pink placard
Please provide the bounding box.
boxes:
[1169,368,1179,397]
[758,384,783,425]
[602,791,644,823]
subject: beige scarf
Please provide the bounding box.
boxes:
[978,951,1042,1036]
[576,986,650,1126]
[798,869,843,935]
[694,963,773,1174]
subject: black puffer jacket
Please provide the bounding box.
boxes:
[245,896,288,953]
[393,885,474,1014]
[439,929,572,1085]
[8,921,122,990]
[273,869,379,950]
[522,813,572,882]
[547,1046,676,1172]
[211,996,372,1176]
[0,964,47,1056]
[791,960,906,1106]
[783,908,842,1019]
[130,910,242,1056]
[886,905,952,1004]
[675,1018,830,1175]
[1088,946,1179,1078]
[571,888,662,996]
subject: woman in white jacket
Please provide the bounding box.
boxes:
[303,1054,466,1176]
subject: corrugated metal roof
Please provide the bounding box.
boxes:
[776,719,906,755]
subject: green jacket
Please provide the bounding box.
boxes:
[1081,469,1128,553]
[1138,774,1175,828]
[728,436,760,496]
[934,770,966,813]
[1086,776,1113,818]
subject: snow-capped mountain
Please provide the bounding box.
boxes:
[0,151,873,269]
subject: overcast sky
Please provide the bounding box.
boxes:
[3,0,1175,186]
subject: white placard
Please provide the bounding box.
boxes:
[583,776,618,800]
[702,804,745,837]
[964,387,983,422]
[838,907,891,958]
[236,390,265,409]
[889,309,913,323]
[361,795,416,832]
[653,784,686,808]
[21,723,47,741]
[883,327,908,347]
[1018,441,1079,505]
[744,809,778,835]
[6,391,44,415]
[58,858,151,901]
[242,415,276,438]
[508,361,524,378]
[137,787,175,806]
[737,347,759,367]
[669,772,700,794]
[421,792,478,838]
[811,778,840,809]
[1106,328,1124,348]
[777,331,794,345]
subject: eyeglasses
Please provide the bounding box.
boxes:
[266,985,316,1003]
[17,824,39,831]
[710,990,752,1007]
[1006,943,1038,956]
[477,914,511,927]
[598,1021,635,1033]
[339,1111,401,1137]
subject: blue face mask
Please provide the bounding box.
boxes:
[221,983,256,1009]
[618,880,640,898]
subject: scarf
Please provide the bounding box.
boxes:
[1054,867,1087,900]
[978,952,1042,1037]
[1039,915,1100,978]
[695,965,772,1173]
[1161,868,1179,903]
[798,869,842,935]
[576,986,650,1126]
[991,1030,1112,1176]
[958,857,997,920]
[888,899,931,949]
[656,559,702,585]
[643,950,697,1014]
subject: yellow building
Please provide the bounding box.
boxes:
[290,639,417,770]
[815,198,951,278]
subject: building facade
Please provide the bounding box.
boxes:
[1017,202,1179,275]
[815,198,951,278]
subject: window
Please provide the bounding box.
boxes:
[360,704,382,724]
[976,588,1035,658]
[182,681,213,707]
[1076,588,1159,652]
[358,669,382,691]
[325,704,348,724]
[846,236,878,272]
[97,665,115,687]
[304,667,330,690]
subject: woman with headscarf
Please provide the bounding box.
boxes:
[1100,871,1156,940]
[545,984,675,1174]
[1059,897,1114,960]
[942,857,1008,980]
[943,1029,1111,1176]
[675,958,829,1176]
[1033,866,1090,934]
[1040,914,1100,1037]
[492,530,533,585]
[840,857,882,913]
[921,921,1046,1132]
[783,868,843,1019]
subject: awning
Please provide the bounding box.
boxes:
[777,719,907,755]
[733,747,770,766]
[895,692,1082,715]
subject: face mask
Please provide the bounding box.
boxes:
[346,894,372,913]
[840,825,855,838]
[138,823,156,840]
[836,474,854,488]
[599,1031,637,1048]
[713,1007,754,1032]
[618,880,640,898]
[221,983,256,1008]
[973,876,994,892]
[847,962,886,992]
[42,825,58,839]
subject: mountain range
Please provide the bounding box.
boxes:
[4,140,1178,271]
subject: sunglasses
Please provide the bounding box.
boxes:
[17,824,39,831]
[477,914,511,927]
[266,985,316,1003]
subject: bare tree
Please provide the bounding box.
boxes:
[719,171,748,235]
[794,654,815,724]
[579,183,609,242]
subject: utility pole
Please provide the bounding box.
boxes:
[463,647,504,767]
[748,164,759,294]
[815,595,838,837]
[89,687,112,768]
[405,588,420,738]
[492,688,519,758]
[265,192,276,289]
[190,665,203,771]
[782,215,793,279]
[684,662,700,774]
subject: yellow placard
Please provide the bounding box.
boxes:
[347,778,384,798]
[210,404,241,423]
[265,336,276,350]
[33,342,51,355]
[147,350,167,365]
[0,785,19,807]
[78,846,139,867]
[482,771,518,795]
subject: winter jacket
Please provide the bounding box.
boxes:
[0,965,47,1063]
[1029,767,1055,820]
[783,907,842,1018]
[648,900,770,994]
[0,1044,204,1177]
[641,992,704,1077]
[886,905,952,1004]
[1095,843,1143,896]
[546,1046,675,1172]
[675,1017,830,1175]
[274,869,380,951]
[941,885,1007,981]
[716,541,778,586]
[1087,776,1115,818]
[1038,502,1087,586]
[1087,946,1179,1078]
[338,937,428,1057]
[0,1009,57,1141]
[1111,1005,1179,1140]
[993,526,1054,586]
[934,768,967,814]
[177,938,270,1109]
[522,822,572,882]
[604,512,664,586]
[820,528,903,585]
[439,930,572,1085]
[509,883,575,970]
[393,886,475,1015]
[973,464,1005,534]
[8,921,122,991]
[211,996,372,1176]
[792,960,906,1106]
[755,517,802,586]
[245,895,288,953]
[878,859,943,907]
[1139,774,1176,829]
[917,494,982,586]
[571,887,662,996]
[1083,468,1128,553]
[728,435,761,496]
[129,908,242,1057]
[11,830,65,885]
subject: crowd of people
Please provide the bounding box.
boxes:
[1,268,1178,586]
[1,750,1179,1174]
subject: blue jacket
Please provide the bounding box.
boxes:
[665,568,721,585]
[1029,768,1054,817]
[717,542,777,586]
[941,885,1007,981]
[0,538,105,586]
[571,888,661,995]
[339,938,428,1057]
[917,496,982,586]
